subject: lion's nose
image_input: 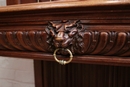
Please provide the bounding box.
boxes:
[55,32,64,42]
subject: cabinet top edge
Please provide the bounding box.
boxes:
[0,1,130,13]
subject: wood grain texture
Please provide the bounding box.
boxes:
[0,51,130,66]
[34,60,44,87]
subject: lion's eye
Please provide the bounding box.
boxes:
[68,28,77,37]
[50,30,55,36]
[69,31,76,37]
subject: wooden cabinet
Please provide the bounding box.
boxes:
[1,0,130,87]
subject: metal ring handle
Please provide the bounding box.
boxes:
[53,48,73,65]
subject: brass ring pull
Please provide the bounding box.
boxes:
[53,48,73,65]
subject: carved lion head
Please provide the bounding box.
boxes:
[45,20,85,54]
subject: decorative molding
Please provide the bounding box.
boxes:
[82,31,130,56]
[0,20,130,56]
[0,31,48,52]
[45,20,130,56]
[45,20,86,55]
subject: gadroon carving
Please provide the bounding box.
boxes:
[45,20,130,56]
[0,20,130,56]
[45,20,86,54]
[0,31,49,52]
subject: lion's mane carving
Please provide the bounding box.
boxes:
[45,20,85,55]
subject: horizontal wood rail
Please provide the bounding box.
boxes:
[0,51,130,66]
[1,1,130,13]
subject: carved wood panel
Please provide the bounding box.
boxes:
[0,31,49,52]
[41,61,130,87]
[0,20,130,56]
[45,20,130,56]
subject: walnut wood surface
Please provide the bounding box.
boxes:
[41,61,130,87]
[0,31,48,52]
[0,1,130,65]
[45,20,130,56]
[0,21,130,56]
[0,51,130,66]
[4,1,130,87]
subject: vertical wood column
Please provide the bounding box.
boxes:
[42,61,130,87]
[34,60,44,87]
